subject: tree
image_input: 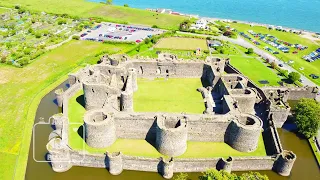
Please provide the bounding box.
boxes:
[294,98,320,138]
[288,72,301,82]
[124,4,129,7]
[152,25,158,28]
[246,48,254,54]
[106,0,113,5]
[270,61,277,69]
[1,55,7,63]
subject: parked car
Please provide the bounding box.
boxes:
[136,40,142,43]
[273,51,279,54]
[279,64,283,67]
[310,74,319,79]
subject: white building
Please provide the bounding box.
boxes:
[195,19,207,29]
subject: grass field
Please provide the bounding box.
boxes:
[0,40,134,180]
[0,0,186,30]
[229,56,283,87]
[134,78,204,113]
[0,7,9,14]
[68,90,266,158]
[225,22,320,85]
[154,37,209,50]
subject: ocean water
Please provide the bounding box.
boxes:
[89,0,320,32]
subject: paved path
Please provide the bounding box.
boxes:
[178,31,320,101]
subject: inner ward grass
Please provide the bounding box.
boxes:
[68,89,266,158]
[134,78,205,114]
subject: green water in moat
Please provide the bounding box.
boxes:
[25,82,319,180]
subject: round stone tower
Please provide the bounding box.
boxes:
[106,152,123,175]
[46,137,72,172]
[120,91,133,112]
[84,110,116,148]
[156,115,188,157]
[219,156,233,173]
[227,114,262,152]
[161,157,174,179]
[54,88,64,107]
[50,113,65,130]
[274,150,296,176]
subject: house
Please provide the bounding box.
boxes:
[195,19,207,29]
[207,40,223,47]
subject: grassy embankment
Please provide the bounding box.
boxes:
[224,22,320,86]
[0,40,134,180]
[68,80,266,158]
[0,0,186,30]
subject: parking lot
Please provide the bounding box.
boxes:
[80,22,164,43]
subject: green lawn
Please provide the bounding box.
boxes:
[227,22,320,85]
[155,37,209,50]
[0,40,134,180]
[134,78,205,113]
[229,56,283,87]
[0,7,9,14]
[0,0,186,30]
[68,90,266,158]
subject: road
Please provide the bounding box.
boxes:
[178,31,320,101]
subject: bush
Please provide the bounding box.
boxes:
[294,99,320,138]
[18,57,30,66]
[152,25,159,28]
[72,35,80,40]
[144,38,150,44]
[18,8,26,14]
[14,5,20,9]
[288,72,301,82]
[57,18,67,25]
[206,36,212,40]
[246,48,254,54]
[124,4,129,7]
[35,32,42,38]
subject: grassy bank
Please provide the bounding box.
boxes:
[0,40,134,180]
[308,138,320,166]
[0,0,186,30]
[229,56,283,87]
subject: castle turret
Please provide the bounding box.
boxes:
[160,157,174,179]
[50,113,65,131]
[274,150,296,176]
[84,110,116,148]
[54,88,64,107]
[218,156,233,173]
[128,68,138,92]
[106,152,123,175]
[120,91,133,112]
[227,114,262,152]
[46,137,72,172]
[156,115,188,157]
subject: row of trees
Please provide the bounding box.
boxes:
[175,169,268,180]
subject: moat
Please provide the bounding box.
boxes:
[25,81,320,180]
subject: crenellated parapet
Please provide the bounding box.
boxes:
[46,137,73,172]
[156,115,188,157]
[226,114,262,152]
[84,110,116,148]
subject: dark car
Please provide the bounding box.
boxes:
[310,74,319,79]
[278,64,283,67]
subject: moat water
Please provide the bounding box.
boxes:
[25,82,320,180]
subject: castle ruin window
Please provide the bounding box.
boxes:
[139,66,144,75]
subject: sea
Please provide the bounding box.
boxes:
[89,0,320,32]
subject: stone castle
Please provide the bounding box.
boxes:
[47,53,317,179]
